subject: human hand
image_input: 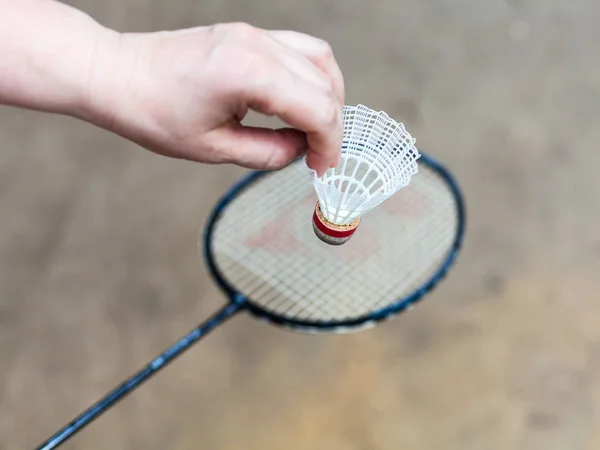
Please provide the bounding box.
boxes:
[86,22,345,176]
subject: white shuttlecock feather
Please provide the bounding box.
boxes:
[308,104,421,245]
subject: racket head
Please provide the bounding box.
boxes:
[201,152,466,334]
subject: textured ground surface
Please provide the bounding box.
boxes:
[2,0,600,449]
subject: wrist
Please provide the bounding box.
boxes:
[73,26,125,126]
[78,29,153,139]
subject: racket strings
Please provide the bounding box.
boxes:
[211,160,457,323]
[215,209,451,321]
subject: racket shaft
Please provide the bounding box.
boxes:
[36,302,243,450]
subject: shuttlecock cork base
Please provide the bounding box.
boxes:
[312,201,360,245]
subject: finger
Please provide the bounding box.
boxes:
[267,30,345,106]
[205,124,307,170]
[269,42,344,172]
[272,44,334,96]
[245,75,343,177]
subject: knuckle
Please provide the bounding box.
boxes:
[210,22,264,45]
[265,151,287,170]
[322,75,334,94]
[241,52,276,86]
[207,23,222,35]
[321,100,339,128]
[207,23,232,42]
[228,22,263,40]
[315,38,334,60]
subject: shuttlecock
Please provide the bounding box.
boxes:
[308,104,421,245]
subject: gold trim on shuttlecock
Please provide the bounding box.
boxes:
[315,202,360,232]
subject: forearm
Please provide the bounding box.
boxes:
[0,0,117,119]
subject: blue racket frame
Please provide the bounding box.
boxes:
[36,151,465,450]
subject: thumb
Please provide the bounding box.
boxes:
[206,124,308,170]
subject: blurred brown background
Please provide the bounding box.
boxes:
[2,0,600,449]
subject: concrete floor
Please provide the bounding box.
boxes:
[2,0,600,448]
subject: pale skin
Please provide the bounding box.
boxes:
[0,0,345,176]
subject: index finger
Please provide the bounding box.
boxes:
[267,30,345,106]
[245,74,343,177]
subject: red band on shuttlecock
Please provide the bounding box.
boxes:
[312,204,359,239]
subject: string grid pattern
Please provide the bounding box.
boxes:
[309,104,420,225]
[211,159,457,323]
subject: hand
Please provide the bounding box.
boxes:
[86,22,345,176]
